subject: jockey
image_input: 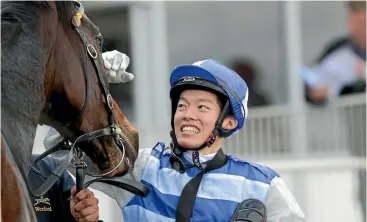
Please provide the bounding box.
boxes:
[42,51,306,222]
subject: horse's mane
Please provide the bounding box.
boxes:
[0,1,75,174]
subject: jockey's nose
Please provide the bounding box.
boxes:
[183,106,198,121]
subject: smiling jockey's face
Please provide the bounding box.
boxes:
[173,89,222,149]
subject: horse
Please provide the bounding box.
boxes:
[1,1,139,221]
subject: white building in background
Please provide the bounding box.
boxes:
[33,1,365,222]
[82,1,351,148]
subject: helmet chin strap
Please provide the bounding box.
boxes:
[169,129,216,174]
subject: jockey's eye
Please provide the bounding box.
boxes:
[198,105,209,111]
[177,103,187,110]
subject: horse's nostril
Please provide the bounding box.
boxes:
[98,161,109,170]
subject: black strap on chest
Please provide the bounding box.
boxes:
[175,149,227,222]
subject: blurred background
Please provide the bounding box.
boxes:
[32,1,366,221]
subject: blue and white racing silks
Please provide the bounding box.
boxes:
[42,126,305,222]
[90,142,306,222]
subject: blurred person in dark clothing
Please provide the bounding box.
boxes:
[230,58,285,155]
[303,1,365,104]
[230,58,270,107]
[299,2,366,221]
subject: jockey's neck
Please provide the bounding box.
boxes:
[199,136,224,155]
[182,136,224,164]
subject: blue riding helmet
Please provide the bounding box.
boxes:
[170,59,249,136]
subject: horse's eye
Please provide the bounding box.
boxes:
[96,35,104,49]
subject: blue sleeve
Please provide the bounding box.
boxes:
[31,154,75,191]
[60,170,75,192]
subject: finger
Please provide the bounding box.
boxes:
[75,189,94,202]
[70,186,77,197]
[69,196,77,214]
[116,70,134,83]
[74,205,99,219]
[108,69,117,78]
[102,52,113,69]
[124,71,134,81]
[74,197,98,212]
[79,211,99,222]
[84,211,99,222]
[105,52,116,69]
[111,53,124,71]
[103,58,112,70]
[119,54,130,70]
[105,51,115,61]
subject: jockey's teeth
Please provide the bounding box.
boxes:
[181,126,199,134]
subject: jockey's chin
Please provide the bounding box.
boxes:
[175,130,210,149]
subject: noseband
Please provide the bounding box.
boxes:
[27,1,149,198]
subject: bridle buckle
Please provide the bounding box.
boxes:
[87,44,98,59]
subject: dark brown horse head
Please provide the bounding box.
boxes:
[2,1,138,177]
[39,1,139,176]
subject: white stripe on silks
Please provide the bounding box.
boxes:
[242,87,249,118]
[142,156,192,194]
[123,205,175,222]
[143,156,270,203]
[199,173,269,202]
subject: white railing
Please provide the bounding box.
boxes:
[87,157,365,222]
[225,93,366,159]
[259,156,366,222]
[223,93,366,222]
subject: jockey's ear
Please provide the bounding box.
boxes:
[222,115,237,131]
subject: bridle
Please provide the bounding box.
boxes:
[27,1,149,198]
